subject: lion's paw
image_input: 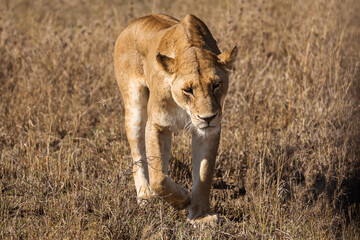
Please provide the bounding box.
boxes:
[188,213,219,227]
[137,189,155,206]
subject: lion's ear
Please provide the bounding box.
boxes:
[156,52,175,74]
[218,46,238,69]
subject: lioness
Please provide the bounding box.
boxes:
[114,14,237,222]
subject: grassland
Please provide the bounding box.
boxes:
[1,0,359,239]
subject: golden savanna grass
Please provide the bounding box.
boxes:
[1,0,359,239]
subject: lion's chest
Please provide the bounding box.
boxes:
[151,103,190,132]
[169,107,191,132]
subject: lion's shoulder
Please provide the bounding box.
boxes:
[179,14,221,55]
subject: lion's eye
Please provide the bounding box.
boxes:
[183,88,193,96]
[213,83,221,91]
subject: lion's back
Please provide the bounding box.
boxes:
[114,15,179,84]
[114,14,178,57]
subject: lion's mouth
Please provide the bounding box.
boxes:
[193,121,220,131]
[194,125,221,136]
[189,115,221,132]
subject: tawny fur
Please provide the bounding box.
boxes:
[114,14,237,221]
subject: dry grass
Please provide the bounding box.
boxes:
[1,0,359,239]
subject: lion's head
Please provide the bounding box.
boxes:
[156,45,237,135]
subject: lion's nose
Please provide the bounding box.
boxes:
[197,113,217,124]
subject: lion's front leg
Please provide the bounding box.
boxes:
[146,122,190,210]
[188,130,220,221]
